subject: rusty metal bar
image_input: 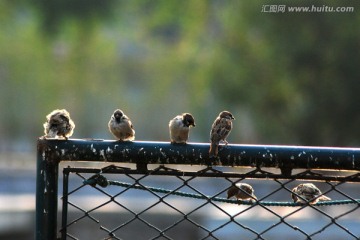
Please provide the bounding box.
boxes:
[37,138,360,171]
[63,167,360,183]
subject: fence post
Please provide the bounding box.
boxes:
[35,138,360,239]
[36,139,59,240]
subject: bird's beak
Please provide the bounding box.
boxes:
[232,117,235,120]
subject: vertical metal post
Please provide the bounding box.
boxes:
[60,169,69,240]
[36,140,59,240]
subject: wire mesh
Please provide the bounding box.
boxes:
[59,165,360,240]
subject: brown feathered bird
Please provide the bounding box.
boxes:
[43,109,75,139]
[291,183,331,205]
[169,113,195,144]
[227,183,257,202]
[108,109,135,141]
[209,111,235,157]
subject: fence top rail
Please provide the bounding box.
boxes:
[37,138,360,172]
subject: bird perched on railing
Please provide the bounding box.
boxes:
[227,183,257,202]
[108,109,135,141]
[43,109,75,139]
[291,183,331,205]
[169,113,195,144]
[209,111,235,157]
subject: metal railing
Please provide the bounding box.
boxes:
[36,139,360,240]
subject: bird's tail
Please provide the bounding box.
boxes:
[209,142,219,157]
[250,194,257,201]
[318,195,331,202]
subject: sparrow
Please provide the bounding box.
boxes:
[43,109,75,139]
[227,183,257,202]
[169,113,195,144]
[291,183,331,205]
[108,109,135,141]
[209,111,235,157]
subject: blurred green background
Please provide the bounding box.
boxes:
[1,0,360,154]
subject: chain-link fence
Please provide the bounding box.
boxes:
[36,139,360,240]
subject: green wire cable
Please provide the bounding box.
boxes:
[83,175,360,207]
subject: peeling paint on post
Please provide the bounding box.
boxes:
[36,140,59,240]
[35,138,360,239]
